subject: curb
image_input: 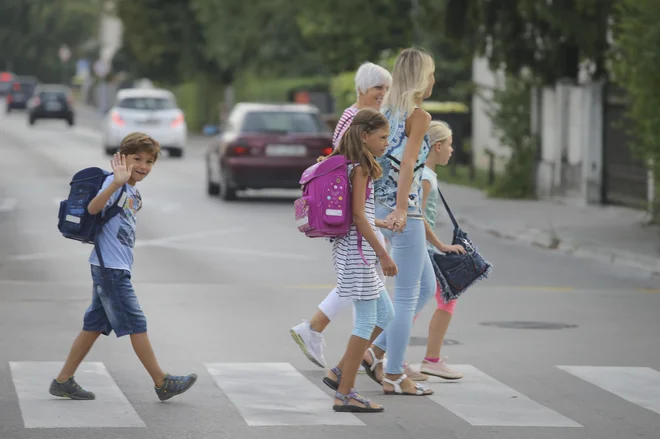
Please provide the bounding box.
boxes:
[456,215,660,275]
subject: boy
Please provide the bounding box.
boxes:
[49,133,197,401]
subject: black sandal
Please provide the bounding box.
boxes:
[333,389,384,413]
[323,366,342,391]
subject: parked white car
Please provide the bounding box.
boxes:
[103,88,187,158]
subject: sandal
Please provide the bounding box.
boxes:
[322,366,341,391]
[382,374,433,396]
[361,348,384,385]
[333,389,384,413]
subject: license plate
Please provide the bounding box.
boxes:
[139,119,160,125]
[45,102,61,111]
[13,93,23,101]
[265,144,306,157]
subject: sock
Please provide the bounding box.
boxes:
[424,357,440,363]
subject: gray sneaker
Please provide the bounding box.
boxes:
[49,377,96,400]
[155,373,197,401]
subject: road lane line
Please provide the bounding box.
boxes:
[205,362,363,426]
[9,361,146,428]
[558,366,660,415]
[425,365,581,427]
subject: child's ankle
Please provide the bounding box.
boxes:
[424,357,440,363]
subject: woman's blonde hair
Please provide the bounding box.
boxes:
[383,47,435,117]
[428,120,452,145]
[331,108,387,180]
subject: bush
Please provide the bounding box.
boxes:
[483,76,539,199]
[612,0,660,221]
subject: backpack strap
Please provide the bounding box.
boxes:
[356,177,371,266]
[385,154,425,172]
[93,184,128,273]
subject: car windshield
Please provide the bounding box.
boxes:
[40,91,66,100]
[14,83,36,95]
[241,111,327,134]
[118,97,176,110]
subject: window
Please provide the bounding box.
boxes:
[118,97,176,110]
[241,111,328,134]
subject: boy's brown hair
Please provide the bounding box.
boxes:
[119,132,161,162]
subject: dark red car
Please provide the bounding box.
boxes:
[205,103,334,200]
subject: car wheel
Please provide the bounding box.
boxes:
[28,117,35,125]
[169,148,183,158]
[219,168,237,201]
[105,147,117,156]
[6,107,11,114]
[206,166,220,196]
[67,117,74,127]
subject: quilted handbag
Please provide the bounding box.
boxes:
[429,187,493,303]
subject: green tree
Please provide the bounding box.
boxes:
[445,0,615,84]
[116,0,218,85]
[611,0,660,218]
[191,0,324,79]
[296,0,413,73]
[0,0,100,82]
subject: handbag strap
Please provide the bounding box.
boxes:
[437,187,459,229]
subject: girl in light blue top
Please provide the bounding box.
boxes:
[361,47,436,396]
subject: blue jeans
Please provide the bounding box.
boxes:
[83,265,147,338]
[373,204,436,374]
[352,291,394,340]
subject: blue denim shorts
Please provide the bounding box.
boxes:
[83,265,147,337]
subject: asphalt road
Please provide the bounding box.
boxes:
[0,106,659,439]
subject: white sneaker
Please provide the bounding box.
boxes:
[290,320,327,368]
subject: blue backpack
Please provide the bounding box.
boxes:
[57,167,126,270]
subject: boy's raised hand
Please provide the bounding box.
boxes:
[111,153,133,185]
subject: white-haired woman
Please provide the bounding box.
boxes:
[291,62,392,378]
[360,47,439,396]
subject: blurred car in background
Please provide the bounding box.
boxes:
[103,88,187,158]
[205,102,334,201]
[27,84,75,126]
[6,76,39,112]
[0,71,16,98]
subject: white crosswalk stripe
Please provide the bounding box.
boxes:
[5,361,660,431]
[205,362,364,426]
[424,364,581,427]
[9,361,146,428]
[557,365,660,415]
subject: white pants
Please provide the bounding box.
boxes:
[319,229,388,320]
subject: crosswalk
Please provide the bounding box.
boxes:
[4,361,660,431]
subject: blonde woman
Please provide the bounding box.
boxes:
[360,47,438,396]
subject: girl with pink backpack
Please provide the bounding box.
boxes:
[319,108,397,413]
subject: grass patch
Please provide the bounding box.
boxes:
[434,164,492,190]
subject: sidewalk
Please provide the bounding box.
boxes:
[437,183,660,275]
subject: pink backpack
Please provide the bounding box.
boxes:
[295,155,371,238]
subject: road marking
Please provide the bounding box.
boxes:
[426,365,581,427]
[0,198,18,212]
[205,362,363,426]
[638,288,660,293]
[9,361,146,428]
[157,242,311,260]
[509,285,576,292]
[5,227,246,262]
[557,366,660,415]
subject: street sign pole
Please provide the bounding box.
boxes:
[59,45,71,85]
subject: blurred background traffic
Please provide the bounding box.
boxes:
[1,0,658,221]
